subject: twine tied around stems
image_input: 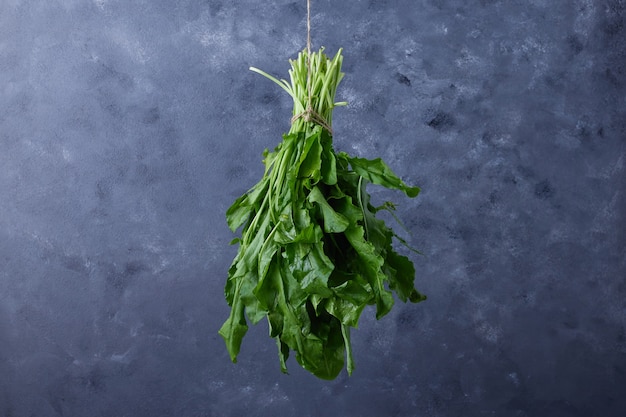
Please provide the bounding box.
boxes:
[290,109,333,134]
[290,0,333,135]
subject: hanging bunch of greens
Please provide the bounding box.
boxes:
[219,47,425,380]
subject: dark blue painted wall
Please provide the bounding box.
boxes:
[1,1,624,416]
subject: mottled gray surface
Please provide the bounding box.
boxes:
[1,0,625,416]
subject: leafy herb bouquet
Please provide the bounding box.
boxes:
[219,48,425,380]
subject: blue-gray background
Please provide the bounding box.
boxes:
[1,0,624,416]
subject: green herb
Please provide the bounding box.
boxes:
[219,48,425,380]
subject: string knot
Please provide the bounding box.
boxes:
[291,105,333,135]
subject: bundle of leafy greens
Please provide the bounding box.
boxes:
[219,48,425,380]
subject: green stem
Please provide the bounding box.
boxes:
[357,176,369,240]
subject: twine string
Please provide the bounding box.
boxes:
[306,0,312,112]
[307,0,311,71]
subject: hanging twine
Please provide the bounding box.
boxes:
[290,0,333,135]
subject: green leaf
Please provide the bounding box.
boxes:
[344,224,395,319]
[384,250,419,303]
[297,129,323,184]
[286,240,334,298]
[258,229,279,283]
[356,176,393,250]
[226,177,269,232]
[325,292,368,328]
[269,258,310,363]
[341,324,355,376]
[320,130,337,185]
[294,308,345,380]
[307,186,350,233]
[338,152,420,197]
[218,279,249,363]
[276,338,290,374]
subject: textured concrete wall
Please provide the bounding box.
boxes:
[1,1,624,416]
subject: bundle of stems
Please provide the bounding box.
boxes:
[250,47,347,134]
